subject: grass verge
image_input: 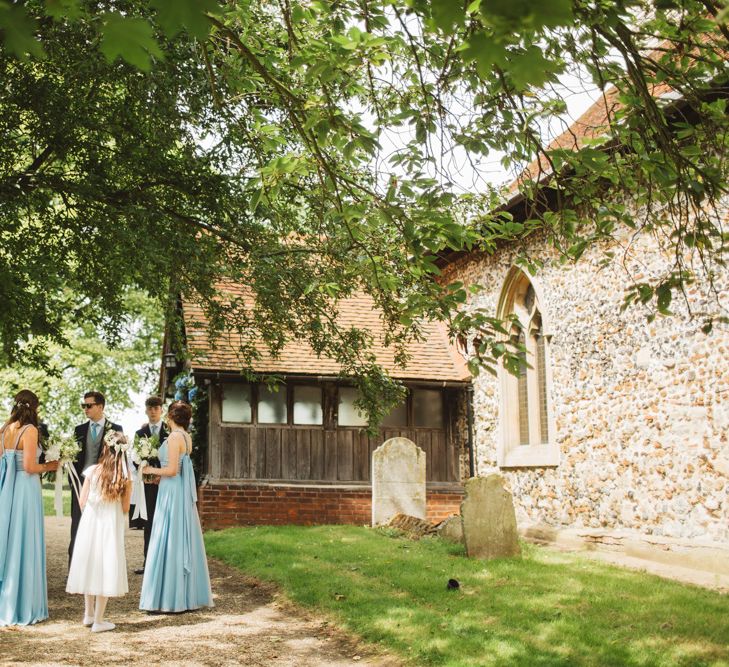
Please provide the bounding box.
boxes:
[42,482,71,516]
[205,525,729,667]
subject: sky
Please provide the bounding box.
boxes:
[117,389,150,436]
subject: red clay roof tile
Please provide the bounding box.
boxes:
[182,288,470,382]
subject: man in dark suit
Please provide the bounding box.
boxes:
[133,395,168,575]
[38,421,50,467]
[69,391,123,564]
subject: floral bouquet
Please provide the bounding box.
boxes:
[44,434,81,469]
[128,432,159,521]
[44,434,82,517]
[131,433,160,473]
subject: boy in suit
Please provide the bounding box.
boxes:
[133,396,168,574]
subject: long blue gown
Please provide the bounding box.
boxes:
[0,425,48,626]
[139,433,213,612]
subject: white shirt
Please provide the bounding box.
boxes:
[149,422,161,437]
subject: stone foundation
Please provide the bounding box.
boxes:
[197,480,463,530]
[522,523,729,586]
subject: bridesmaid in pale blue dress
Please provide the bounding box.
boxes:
[0,390,59,626]
[139,400,213,612]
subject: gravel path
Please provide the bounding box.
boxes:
[0,517,398,667]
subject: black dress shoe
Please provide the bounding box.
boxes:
[134,568,145,575]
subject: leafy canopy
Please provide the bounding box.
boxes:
[1,0,727,421]
[0,290,163,434]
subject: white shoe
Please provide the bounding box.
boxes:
[83,616,94,627]
[91,621,116,633]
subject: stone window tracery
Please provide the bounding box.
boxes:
[496,268,559,468]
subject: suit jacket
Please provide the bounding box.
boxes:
[134,422,168,469]
[73,419,123,478]
[38,422,50,466]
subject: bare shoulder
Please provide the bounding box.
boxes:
[167,430,186,448]
[18,424,38,449]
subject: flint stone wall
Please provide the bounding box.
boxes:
[442,221,729,545]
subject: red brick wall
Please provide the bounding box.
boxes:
[197,482,464,530]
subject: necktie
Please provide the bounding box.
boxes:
[91,423,99,440]
[151,424,158,437]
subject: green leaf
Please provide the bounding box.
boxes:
[480,0,572,29]
[507,45,558,90]
[0,2,45,59]
[100,14,163,71]
[481,0,533,24]
[45,0,84,20]
[249,188,264,213]
[532,0,573,28]
[461,32,505,78]
[291,4,306,23]
[150,0,219,38]
[431,0,465,33]
[656,284,672,315]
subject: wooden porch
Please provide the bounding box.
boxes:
[206,382,465,484]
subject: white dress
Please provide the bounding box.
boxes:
[66,465,128,597]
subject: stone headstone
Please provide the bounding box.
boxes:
[371,437,426,526]
[437,515,464,544]
[461,475,521,559]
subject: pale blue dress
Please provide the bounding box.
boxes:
[0,424,48,626]
[139,433,213,612]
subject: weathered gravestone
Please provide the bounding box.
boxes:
[371,437,426,526]
[437,515,464,544]
[461,475,521,559]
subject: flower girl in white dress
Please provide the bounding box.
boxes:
[66,433,132,633]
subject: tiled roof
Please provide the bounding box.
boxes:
[436,81,676,268]
[509,87,621,193]
[182,287,470,382]
[510,81,674,193]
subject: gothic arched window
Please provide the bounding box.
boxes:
[496,269,558,467]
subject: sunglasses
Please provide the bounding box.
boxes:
[81,403,98,410]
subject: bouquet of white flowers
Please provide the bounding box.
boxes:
[44,435,82,517]
[132,433,160,470]
[44,434,81,468]
[128,432,160,521]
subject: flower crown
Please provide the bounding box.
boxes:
[14,401,31,409]
[103,430,130,481]
[103,430,129,454]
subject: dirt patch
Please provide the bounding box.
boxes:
[0,518,400,666]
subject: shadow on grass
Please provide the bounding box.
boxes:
[205,525,729,667]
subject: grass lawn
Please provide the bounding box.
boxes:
[205,525,729,667]
[42,482,71,516]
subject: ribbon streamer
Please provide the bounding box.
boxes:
[53,468,63,517]
[181,456,196,574]
[131,460,148,521]
[0,453,17,584]
[64,462,83,502]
